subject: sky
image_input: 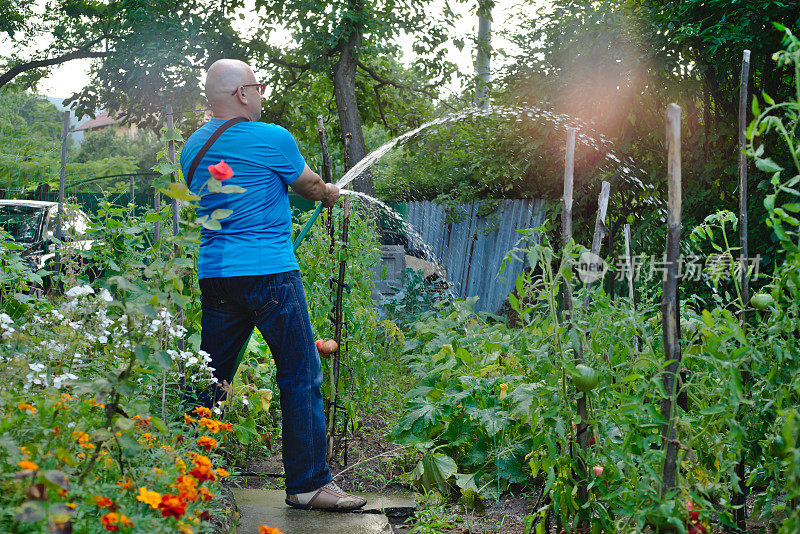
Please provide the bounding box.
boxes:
[2,0,546,100]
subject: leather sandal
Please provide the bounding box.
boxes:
[285,481,367,512]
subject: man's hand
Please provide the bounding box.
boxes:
[291,163,340,207]
[322,183,340,208]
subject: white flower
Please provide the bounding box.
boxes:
[65,285,94,298]
[0,313,12,325]
[186,356,199,366]
[98,335,108,344]
[98,289,113,302]
[242,397,249,406]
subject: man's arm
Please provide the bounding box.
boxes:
[290,164,340,208]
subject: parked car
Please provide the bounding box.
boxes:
[0,199,93,291]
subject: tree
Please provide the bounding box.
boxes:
[251,0,464,194]
[1,0,247,128]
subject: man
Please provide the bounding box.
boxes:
[180,59,366,511]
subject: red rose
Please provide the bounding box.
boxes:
[208,160,234,180]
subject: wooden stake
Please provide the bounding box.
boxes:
[129,174,135,216]
[624,223,635,303]
[661,103,683,496]
[56,111,69,240]
[582,181,611,309]
[154,190,160,242]
[562,128,576,314]
[732,48,751,533]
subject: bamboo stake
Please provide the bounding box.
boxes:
[56,111,69,240]
[732,48,751,533]
[661,103,683,497]
[582,181,611,309]
[129,174,135,216]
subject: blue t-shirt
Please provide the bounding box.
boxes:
[180,119,306,279]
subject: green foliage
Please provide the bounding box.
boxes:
[380,268,446,328]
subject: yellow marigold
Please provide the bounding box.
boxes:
[136,487,161,509]
[65,503,77,509]
[197,417,222,433]
[183,414,197,425]
[259,526,284,534]
[214,467,230,478]
[175,457,187,474]
[153,467,163,475]
[192,406,211,417]
[20,446,30,457]
[61,393,72,401]
[196,436,217,451]
[18,403,37,414]
[18,460,39,470]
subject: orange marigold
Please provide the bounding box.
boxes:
[220,422,233,432]
[172,475,198,502]
[197,417,222,433]
[101,512,133,531]
[198,486,214,502]
[196,436,217,451]
[189,455,215,482]
[158,494,187,518]
[136,487,161,509]
[183,414,197,425]
[65,503,77,509]
[176,457,187,474]
[18,460,38,471]
[17,403,36,414]
[93,495,114,508]
[117,477,134,490]
[192,406,211,417]
[258,526,284,534]
[214,467,230,478]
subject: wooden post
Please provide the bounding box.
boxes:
[166,104,184,351]
[56,111,70,240]
[661,103,683,497]
[317,115,336,255]
[732,49,751,533]
[561,128,576,313]
[327,133,352,460]
[624,223,635,302]
[582,180,611,309]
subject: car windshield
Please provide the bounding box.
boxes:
[0,205,45,243]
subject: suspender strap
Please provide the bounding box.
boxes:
[185,117,247,188]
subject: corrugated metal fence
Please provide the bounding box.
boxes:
[406,199,547,313]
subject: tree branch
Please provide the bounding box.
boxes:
[356,59,453,109]
[0,39,107,89]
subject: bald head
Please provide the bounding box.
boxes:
[206,59,256,104]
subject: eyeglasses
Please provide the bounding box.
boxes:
[231,83,266,96]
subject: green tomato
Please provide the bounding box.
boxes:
[769,436,789,459]
[573,364,599,393]
[750,293,775,310]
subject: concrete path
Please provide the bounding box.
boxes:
[231,488,415,534]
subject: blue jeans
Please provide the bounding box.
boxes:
[198,270,332,494]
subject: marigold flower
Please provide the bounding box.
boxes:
[132,415,151,427]
[136,487,162,509]
[220,422,233,431]
[192,406,211,417]
[173,475,198,502]
[20,446,30,457]
[196,436,217,451]
[198,417,222,433]
[259,526,284,534]
[18,460,38,471]
[189,455,215,482]
[198,486,214,502]
[214,467,230,478]
[208,160,234,181]
[176,457,187,474]
[158,494,187,518]
[93,495,114,508]
[101,512,132,531]
[53,426,60,436]
[117,477,134,490]
[17,403,36,414]
[65,502,77,509]
[183,414,197,425]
